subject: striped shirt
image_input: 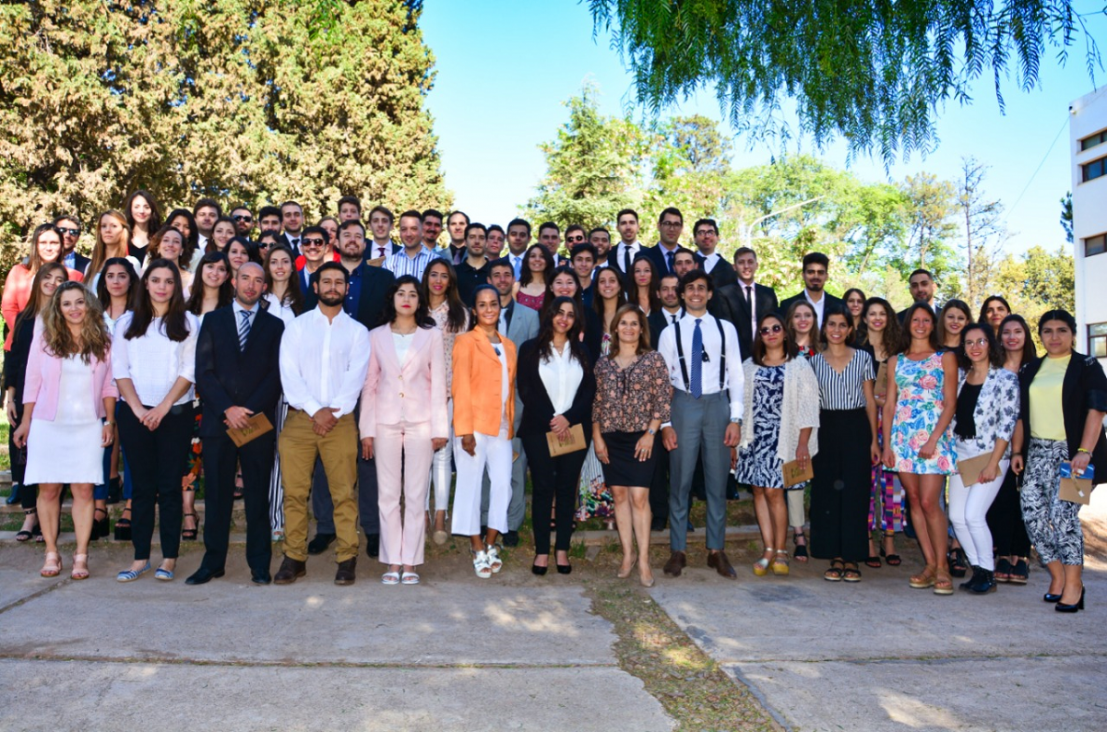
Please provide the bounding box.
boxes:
[384,246,438,280]
[810,349,875,410]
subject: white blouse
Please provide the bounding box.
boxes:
[263,292,298,326]
[111,311,200,407]
[538,342,584,416]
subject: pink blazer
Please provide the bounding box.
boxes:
[22,329,118,422]
[359,324,448,438]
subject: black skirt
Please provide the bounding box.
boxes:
[601,431,657,487]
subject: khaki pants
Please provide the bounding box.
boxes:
[279,410,359,562]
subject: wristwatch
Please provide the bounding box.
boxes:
[648,427,657,435]
[730,417,743,426]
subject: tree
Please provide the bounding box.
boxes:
[898,173,960,284]
[954,157,1007,308]
[589,0,1103,163]
[1061,191,1074,243]
[992,245,1074,331]
[0,0,449,267]
[523,83,649,234]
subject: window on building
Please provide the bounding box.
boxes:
[1090,323,1107,359]
[1088,234,1107,257]
[1083,156,1107,183]
[1081,129,1107,151]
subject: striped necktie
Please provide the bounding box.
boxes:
[238,309,252,351]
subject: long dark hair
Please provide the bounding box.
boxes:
[263,245,304,316]
[842,287,866,326]
[95,257,139,311]
[14,263,68,332]
[541,265,585,322]
[125,259,190,341]
[380,275,434,328]
[226,236,263,271]
[752,313,797,366]
[978,295,1011,332]
[998,313,1037,365]
[534,295,590,367]
[1038,308,1078,352]
[468,284,501,331]
[186,251,234,315]
[592,265,626,319]
[856,297,902,353]
[164,208,199,267]
[785,300,821,354]
[625,254,661,314]
[938,298,973,346]
[957,323,1004,370]
[421,258,467,333]
[898,302,941,353]
[519,244,554,287]
[123,190,163,236]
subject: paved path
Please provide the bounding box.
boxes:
[0,546,674,732]
[648,490,1107,732]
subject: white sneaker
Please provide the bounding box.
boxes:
[473,550,492,579]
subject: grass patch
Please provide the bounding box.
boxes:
[588,580,783,732]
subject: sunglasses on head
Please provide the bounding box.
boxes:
[759,324,783,335]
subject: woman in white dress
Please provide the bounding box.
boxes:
[262,244,304,540]
[14,282,117,580]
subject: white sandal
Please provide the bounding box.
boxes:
[401,571,420,585]
[472,550,492,579]
[486,545,503,574]
[381,569,401,585]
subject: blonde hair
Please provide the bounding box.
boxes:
[86,210,131,280]
[42,281,111,363]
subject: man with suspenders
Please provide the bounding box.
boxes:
[657,271,745,579]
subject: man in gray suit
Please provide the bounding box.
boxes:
[481,258,540,546]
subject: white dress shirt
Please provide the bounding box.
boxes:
[614,241,641,272]
[699,251,722,273]
[538,343,584,416]
[739,280,758,339]
[657,312,744,420]
[804,290,826,327]
[111,311,200,406]
[279,308,371,419]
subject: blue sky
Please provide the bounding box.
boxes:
[420,1,1107,257]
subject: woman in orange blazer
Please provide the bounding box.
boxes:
[452,284,517,579]
[359,276,448,586]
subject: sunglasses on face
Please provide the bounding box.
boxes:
[59,228,80,237]
[760,324,783,335]
[233,215,253,223]
[302,238,325,247]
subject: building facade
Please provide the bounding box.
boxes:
[1070,87,1107,366]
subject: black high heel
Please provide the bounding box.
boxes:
[1055,586,1085,613]
[91,507,110,541]
[1043,592,1062,603]
[531,560,548,576]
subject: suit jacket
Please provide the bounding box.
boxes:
[515,338,596,439]
[503,299,539,346]
[695,252,738,289]
[364,241,401,264]
[778,291,844,322]
[452,328,517,439]
[194,305,285,438]
[642,243,691,276]
[331,262,396,330]
[279,232,303,258]
[712,282,778,359]
[71,252,92,274]
[359,325,448,438]
[22,329,117,421]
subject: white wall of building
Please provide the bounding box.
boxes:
[1070,87,1107,365]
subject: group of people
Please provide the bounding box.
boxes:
[3,194,1103,613]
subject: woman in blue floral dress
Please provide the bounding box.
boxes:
[883,303,958,595]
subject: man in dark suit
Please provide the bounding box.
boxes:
[642,207,691,275]
[692,218,737,289]
[308,219,394,558]
[54,215,90,274]
[366,205,401,263]
[712,247,779,359]
[897,268,940,323]
[777,252,843,328]
[187,263,285,585]
[278,200,305,257]
[608,208,645,277]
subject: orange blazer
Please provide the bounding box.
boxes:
[452,328,516,439]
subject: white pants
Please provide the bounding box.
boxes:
[788,488,806,529]
[452,431,512,536]
[426,400,454,514]
[948,441,1008,571]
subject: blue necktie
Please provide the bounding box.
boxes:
[666,250,675,272]
[690,318,703,398]
[238,310,252,351]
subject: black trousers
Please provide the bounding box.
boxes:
[986,469,1031,556]
[649,433,670,523]
[522,433,589,554]
[117,401,195,561]
[810,409,872,563]
[200,432,274,574]
[312,454,380,535]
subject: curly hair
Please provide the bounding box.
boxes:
[42,281,111,363]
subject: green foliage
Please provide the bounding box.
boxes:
[895,173,961,284]
[1060,191,1074,243]
[0,0,449,271]
[589,0,1103,164]
[992,245,1075,332]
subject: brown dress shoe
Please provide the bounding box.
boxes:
[707,550,737,579]
[273,557,306,585]
[663,551,687,577]
[334,557,357,585]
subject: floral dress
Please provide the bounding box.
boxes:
[890,352,956,474]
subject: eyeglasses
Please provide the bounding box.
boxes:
[58,228,80,237]
[660,221,682,228]
[233,215,253,223]
[963,338,988,347]
[759,324,783,335]
[302,238,325,247]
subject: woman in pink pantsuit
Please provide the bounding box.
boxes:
[359,276,448,586]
